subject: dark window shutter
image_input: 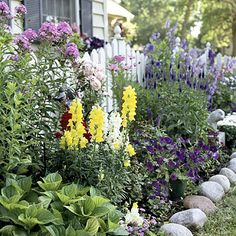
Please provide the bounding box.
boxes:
[80,0,93,37]
[24,0,42,31]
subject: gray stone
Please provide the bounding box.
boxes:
[219,168,236,184]
[227,164,236,173]
[169,209,207,229]
[199,181,224,202]
[160,223,193,236]
[229,158,236,166]
[209,175,230,192]
[207,109,225,131]
[184,195,217,214]
[230,152,236,159]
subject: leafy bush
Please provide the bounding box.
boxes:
[0,172,128,236]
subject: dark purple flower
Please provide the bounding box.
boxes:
[212,152,219,159]
[146,145,156,154]
[22,29,37,41]
[170,173,177,181]
[176,150,185,162]
[210,145,218,153]
[65,43,80,60]
[146,160,155,172]
[144,43,155,54]
[39,22,59,42]
[160,136,173,145]
[57,21,73,38]
[15,4,27,15]
[168,160,176,169]
[156,157,164,165]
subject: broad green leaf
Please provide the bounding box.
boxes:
[38,196,51,208]
[1,185,22,203]
[44,225,66,236]
[65,225,76,236]
[51,208,64,225]
[74,230,91,236]
[37,173,62,191]
[92,207,110,217]
[85,217,100,235]
[81,197,95,216]
[0,225,17,235]
[108,226,129,235]
[17,176,32,193]
[91,196,110,208]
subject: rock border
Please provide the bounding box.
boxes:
[160,151,236,236]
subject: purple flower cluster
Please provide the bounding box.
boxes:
[83,36,105,53]
[39,21,73,42]
[15,4,27,15]
[14,34,32,51]
[140,135,220,199]
[65,43,80,61]
[126,217,157,236]
[22,29,38,42]
[0,1,11,20]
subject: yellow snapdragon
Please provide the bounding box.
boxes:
[60,99,88,149]
[126,143,136,157]
[121,86,137,127]
[89,105,104,143]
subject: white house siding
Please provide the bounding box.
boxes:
[92,0,108,41]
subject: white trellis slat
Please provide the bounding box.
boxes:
[91,50,99,64]
[111,38,118,57]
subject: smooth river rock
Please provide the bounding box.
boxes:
[160,223,193,236]
[183,195,217,214]
[209,174,230,192]
[230,152,236,159]
[227,163,236,173]
[219,168,236,184]
[199,181,224,202]
[169,208,207,229]
[229,158,236,166]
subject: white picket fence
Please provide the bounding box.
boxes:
[82,25,147,113]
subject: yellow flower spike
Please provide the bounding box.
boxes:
[89,106,104,143]
[123,159,130,167]
[126,144,136,157]
[121,86,137,127]
[60,99,87,150]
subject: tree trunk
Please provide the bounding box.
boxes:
[232,15,236,56]
[181,0,194,40]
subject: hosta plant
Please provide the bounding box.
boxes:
[0,172,128,236]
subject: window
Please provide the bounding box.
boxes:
[42,0,76,24]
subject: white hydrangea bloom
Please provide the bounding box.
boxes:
[124,203,144,226]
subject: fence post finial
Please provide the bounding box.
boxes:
[206,42,211,49]
[114,24,122,39]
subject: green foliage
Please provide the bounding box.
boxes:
[133,81,209,142]
[0,173,128,235]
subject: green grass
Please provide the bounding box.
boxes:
[195,187,236,236]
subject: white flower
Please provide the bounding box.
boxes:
[90,77,102,91]
[82,59,94,77]
[218,113,236,127]
[94,70,106,81]
[124,203,144,226]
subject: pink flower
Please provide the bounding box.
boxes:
[114,55,125,63]
[22,29,37,41]
[65,43,80,60]
[57,21,73,38]
[108,64,119,71]
[122,65,131,71]
[0,1,11,19]
[82,60,95,76]
[39,22,59,42]
[15,4,27,15]
[14,35,32,51]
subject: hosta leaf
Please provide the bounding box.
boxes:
[85,217,100,235]
[81,197,95,216]
[91,196,110,208]
[65,225,76,236]
[51,208,63,225]
[0,225,17,235]
[37,173,62,191]
[92,207,110,217]
[44,225,66,236]
[108,227,129,235]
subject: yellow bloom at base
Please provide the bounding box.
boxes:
[60,99,88,149]
[132,202,138,209]
[121,86,137,128]
[126,144,136,156]
[123,159,130,167]
[89,106,104,143]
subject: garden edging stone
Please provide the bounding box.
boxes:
[219,167,236,184]
[199,181,225,202]
[209,174,230,192]
[160,223,193,236]
[169,208,207,229]
[230,152,236,159]
[183,195,217,214]
[227,164,236,173]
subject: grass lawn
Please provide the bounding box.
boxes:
[195,186,236,236]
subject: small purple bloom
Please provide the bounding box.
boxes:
[156,157,164,165]
[22,29,37,41]
[39,22,59,42]
[57,21,73,38]
[146,145,155,154]
[114,55,125,63]
[65,43,80,60]
[210,145,218,153]
[146,160,155,172]
[151,32,160,40]
[144,43,155,54]
[14,34,31,51]
[8,54,19,61]
[15,4,27,15]
[108,64,119,71]
[168,160,176,169]
[0,1,11,19]
[170,173,177,181]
